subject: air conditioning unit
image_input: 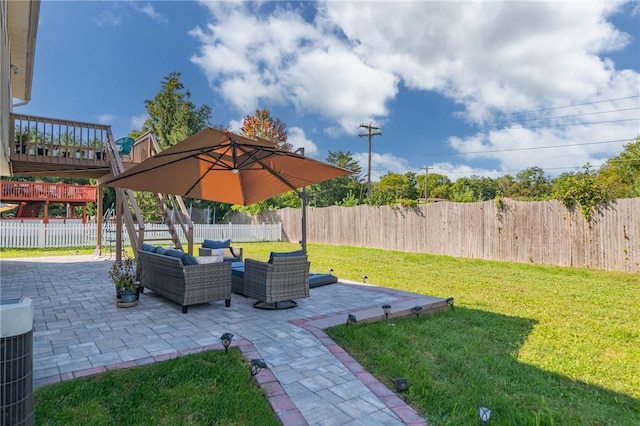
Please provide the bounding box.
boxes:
[1,297,34,426]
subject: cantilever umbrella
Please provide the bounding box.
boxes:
[101,128,352,250]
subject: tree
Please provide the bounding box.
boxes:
[366,172,419,205]
[240,108,291,151]
[231,109,295,214]
[139,72,212,150]
[416,173,452,200]
[495,174,516,198]
[449,177,478,202]
[309,151,362,206]
[553,165,609,221]
[597,136,640,198]
[512,166,551,200]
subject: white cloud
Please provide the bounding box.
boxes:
[127,1,167,24]
[95,114,116,124]
[95,2,167,28]
[228,119,243,134]
[353,152,415,182]
[190,0,639,177]
[288,127,318,157]
[94,10,121,27]
[190,2,398,133]
[130,114,147,130]
[325,1,632,123]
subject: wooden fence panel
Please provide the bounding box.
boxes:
[259,198,640,273]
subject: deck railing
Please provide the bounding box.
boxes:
[10,113,111,161]
[0,180,97,202]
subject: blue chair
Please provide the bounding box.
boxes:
[115,137,134,156]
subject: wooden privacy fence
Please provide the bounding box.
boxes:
[0,222,282,249]
[267,198,640,273]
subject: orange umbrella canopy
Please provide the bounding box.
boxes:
[103,128,352,205]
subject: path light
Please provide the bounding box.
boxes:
[411,305,423,317]
[478,406,491,425]
[392,378,409,392]
[220,333,233,353]
[250,359,268,378]
[382,304,391,324]
[446,297,455,312]
[346,314,357,326]
[329,268,334,274]
[362,275,368,283]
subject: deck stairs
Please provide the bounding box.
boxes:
[104,131,194,258]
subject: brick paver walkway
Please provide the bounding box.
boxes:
[1,255,448,425]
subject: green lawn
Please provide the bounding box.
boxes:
[288,243,638,425]
[35,349,280,426]
[6,243,639,424]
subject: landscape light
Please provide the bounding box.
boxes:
[362,275,368,283]
[411,305,423,317]
[220,333,233,353]
[382,304,391,324]
[478,406,491,425]
[446,297,455,312]
[392,378,409,392]
[250,359,268,378]
[346,314,357,325]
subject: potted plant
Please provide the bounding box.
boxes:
[109,256,138,307]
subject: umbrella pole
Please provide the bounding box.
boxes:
[300,188,307,254]
[294,147,308,254]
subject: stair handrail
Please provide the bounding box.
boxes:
[105,129,146,257]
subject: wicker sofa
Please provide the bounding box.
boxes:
[243,252,310,309]
[138,250,232,313]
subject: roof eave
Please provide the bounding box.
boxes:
[8,0,40,103]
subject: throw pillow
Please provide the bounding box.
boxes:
[155,247,167,255]
[195,255,224,264]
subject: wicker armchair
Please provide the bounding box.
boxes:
[243,254,310,309]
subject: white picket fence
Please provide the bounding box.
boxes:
[0,221,282,249]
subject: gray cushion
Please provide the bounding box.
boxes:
[268,250,306,264]
[203,239,231,249]
[165,249,184,261]
[309,273,338,288]
[182,253,198,266]
[141,243,156,252]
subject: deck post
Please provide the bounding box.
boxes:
[96,184,103,254]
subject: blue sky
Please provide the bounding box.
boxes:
[18,0,640,182]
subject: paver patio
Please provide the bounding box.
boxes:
[0,255,449,425]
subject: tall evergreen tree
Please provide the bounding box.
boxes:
[139,72,212,150]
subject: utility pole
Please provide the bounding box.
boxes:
[358,123,381,198]
[424,166,430,200]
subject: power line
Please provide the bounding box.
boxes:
[494,95,640,117]
[423,138,633,157]
[518,117,638,129]
[499,106,640,124]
